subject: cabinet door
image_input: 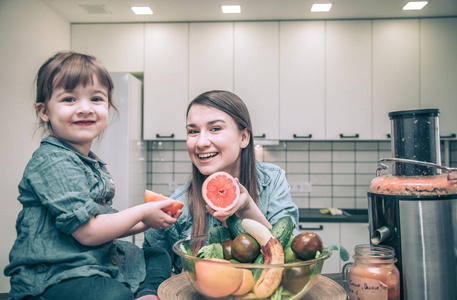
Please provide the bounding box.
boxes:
[189,22,234,99]
[279,21,325,140]
[71,24,144,73]
[372,19,420,140]
[234,22,279,140]
[420,18,457,139]
[144,23,188,140]
[340,223,370,264]
[326,20,372,140]
[298,222,340,273]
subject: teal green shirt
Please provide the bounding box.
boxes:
[4,136,145,300]
[143,161,299,290]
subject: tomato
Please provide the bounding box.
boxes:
[231,233,260,263]
[144,189,184,214]
[291,232,323,261]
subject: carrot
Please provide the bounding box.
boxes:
[144,189,184,215]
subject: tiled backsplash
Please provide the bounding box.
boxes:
[147,140,457,209]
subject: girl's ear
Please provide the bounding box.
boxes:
[240,128,250,149]
[36,103,49,122]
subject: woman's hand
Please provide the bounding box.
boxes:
[208,179,271,228]
[142,200,182,230]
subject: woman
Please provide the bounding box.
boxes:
[142,90,298,297]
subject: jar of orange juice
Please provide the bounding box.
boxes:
[342,244,400,300]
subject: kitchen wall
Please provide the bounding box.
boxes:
[0,0,71,292]
[147,140,457,209]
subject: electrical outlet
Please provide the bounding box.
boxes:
[290,181,312,192]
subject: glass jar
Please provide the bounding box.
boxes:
[342,244,400,300]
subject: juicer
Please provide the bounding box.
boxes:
[367,109,457,300]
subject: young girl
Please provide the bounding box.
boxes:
[4,51,182,300]
[142,90,299,296]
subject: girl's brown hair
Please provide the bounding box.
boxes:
[186,90,259,238]
[35,51,116,134]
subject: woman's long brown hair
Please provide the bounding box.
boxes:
[186,90,259,238]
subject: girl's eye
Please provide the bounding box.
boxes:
[62,97,74,102]
[92,97,105,102]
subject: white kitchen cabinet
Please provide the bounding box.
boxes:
[326,20,372,140]
[234,22,280,140]
[420,18,457,139]
[298,222,340,273]
[189,22,234,99]
[340,223,370,265]
[279,21,326,140]
[143,23,189,140]
[372,19,420,140]
[71,24,144,73]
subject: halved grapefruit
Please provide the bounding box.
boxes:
[202,172,240,211]
[144,190,184,214]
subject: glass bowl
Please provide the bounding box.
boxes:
[173,234,331,300]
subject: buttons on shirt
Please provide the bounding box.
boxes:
[111,258,118,265]
[75,203,82,209]
[113,239,117,244]
[36,264,46,273]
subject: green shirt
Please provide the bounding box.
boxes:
[4,136,145,300]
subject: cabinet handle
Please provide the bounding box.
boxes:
[387,134,391,139]
[339,133,359,139]
[299,225,323,231]
[254,134,266,138]
[440,133,456,139]
[156,134,175,138]
[293,134,312,139]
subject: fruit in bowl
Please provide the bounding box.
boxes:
[172,217,344,299]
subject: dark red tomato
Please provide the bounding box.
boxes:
[282,265,311,293]
[291,232,323,261]
[231,233,260,263]
[221,240,233,260]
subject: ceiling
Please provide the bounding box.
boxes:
[41,0,457,23]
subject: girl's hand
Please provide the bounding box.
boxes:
[136,295,160,300]
[142,200,182,229]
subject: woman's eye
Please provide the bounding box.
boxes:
[210,126,222,132]
[187,129,198,135]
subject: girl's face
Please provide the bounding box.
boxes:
[186,104,249,178]
[36,76,110,155]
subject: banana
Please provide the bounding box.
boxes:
[241,219,285,299]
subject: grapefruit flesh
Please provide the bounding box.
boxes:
[144,190,184,214]
[202,172,240,211]
[194,258,243,298]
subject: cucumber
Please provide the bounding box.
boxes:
[226,214,246,239]
[251,253,264,281]
[271,216,295,248]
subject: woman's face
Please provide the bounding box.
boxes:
[186,104,249,177]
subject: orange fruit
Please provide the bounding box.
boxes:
[202,172,240,211]
[194,258,243,298]
[232,269,256,296]
[144,189,184,214]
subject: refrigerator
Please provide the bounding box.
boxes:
[91,73,146,214]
